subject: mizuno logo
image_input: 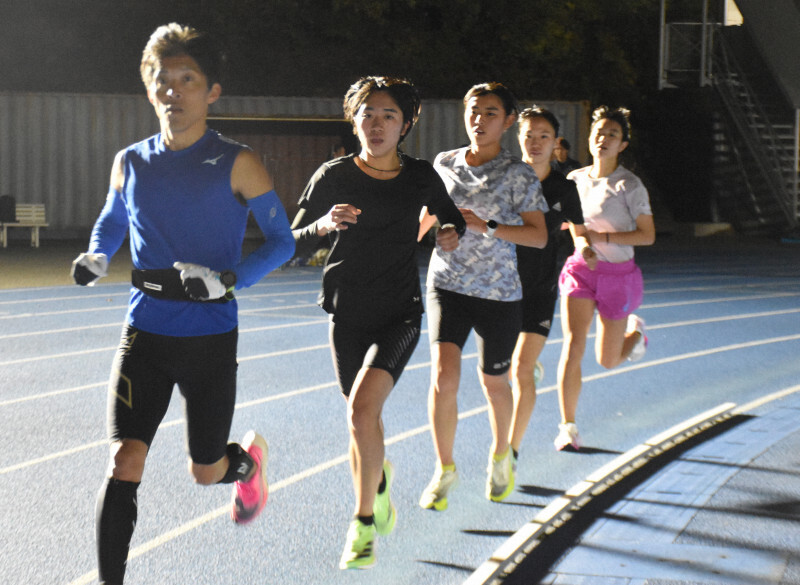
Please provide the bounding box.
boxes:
[202,154,225,165]
[237,462,250,475]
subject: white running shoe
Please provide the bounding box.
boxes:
[419,466,459,511]
[486,450,515,502]
[554,422,582,451]
[626,314,648,362]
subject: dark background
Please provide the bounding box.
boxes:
[0,0,716,222]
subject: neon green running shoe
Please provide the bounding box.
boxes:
[419,465,459,511]
[373,460,397,536]
[486,450,515,502]
[339,518,376,570]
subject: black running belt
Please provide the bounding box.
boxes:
[131,268,230,303]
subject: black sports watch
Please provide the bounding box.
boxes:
[220,270,237,290]
[484,219,498,238]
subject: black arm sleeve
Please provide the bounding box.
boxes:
[420,161,466,237]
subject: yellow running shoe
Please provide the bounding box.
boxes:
[339,518,376,570]
[373,460,397,536]
[486,450,515,502]
[419,465,459,511]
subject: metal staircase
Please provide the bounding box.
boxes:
[659,2,799,235]
[709,27,799,234]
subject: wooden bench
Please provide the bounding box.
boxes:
[0,203,49,248]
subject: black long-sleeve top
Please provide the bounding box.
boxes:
[291,153,466,328]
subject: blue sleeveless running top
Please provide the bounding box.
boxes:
[119,129,248,336]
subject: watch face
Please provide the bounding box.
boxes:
[487,220,498,229]
[221,271,236,288]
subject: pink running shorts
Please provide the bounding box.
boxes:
[558,251,643,321]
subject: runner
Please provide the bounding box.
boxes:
[508,106,588,469]
[555,106,655,451]
[419,82,548,511]
[70,23,294,585]
[290,76,466,569]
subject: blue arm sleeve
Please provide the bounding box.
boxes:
[88,189,128,258]
[235,190,296,289]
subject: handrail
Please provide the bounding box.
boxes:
[712,28,797,226]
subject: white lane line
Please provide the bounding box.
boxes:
[6,308,800,407]
[0,382,105,407]
[64,378,800,585]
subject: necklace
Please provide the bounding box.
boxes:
[359,156,403,173]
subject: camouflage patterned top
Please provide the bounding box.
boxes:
[427,147,547,301]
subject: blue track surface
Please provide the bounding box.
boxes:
[1,236,799,585]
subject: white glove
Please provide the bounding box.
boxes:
[71,253,109,286]
[173,262,227,301]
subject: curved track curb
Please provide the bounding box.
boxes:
[464,402,738,585]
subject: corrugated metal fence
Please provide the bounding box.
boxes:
[0,92,589,237]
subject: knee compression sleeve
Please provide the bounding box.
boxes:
[96,477,140,585]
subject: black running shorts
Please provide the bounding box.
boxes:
[107,324,238,465]
[329,315,422,397]
[426,287,521,375]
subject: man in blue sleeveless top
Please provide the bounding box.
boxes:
[71,23,295,585]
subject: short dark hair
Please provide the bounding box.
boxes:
[140,23,225,89]
[519,105,560,137]
[591,106,631,143]
[559,138,571,151]
[464,82,519,116]
[343,76,421,144]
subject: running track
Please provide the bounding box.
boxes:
[1,237,799,585]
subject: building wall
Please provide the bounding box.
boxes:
[0,92,589,237]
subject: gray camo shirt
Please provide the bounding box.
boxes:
[427,147,547,301]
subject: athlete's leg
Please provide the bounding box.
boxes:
[348,367,395,517]
[97,326,173,585]
[479,369,514,456]
[509,332,547,452]
[557,295,595,424]
[594,314,630,369]
[428,341,462,466]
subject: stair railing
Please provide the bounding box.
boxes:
[712,27,797,227]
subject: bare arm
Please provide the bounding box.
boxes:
[587,213,656,247]
[230,149,274,200]
[460,208,548,248]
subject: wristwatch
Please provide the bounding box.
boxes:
[220,270,237,290]
[484,219,498,238]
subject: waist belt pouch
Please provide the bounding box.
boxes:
[131,269,229,303]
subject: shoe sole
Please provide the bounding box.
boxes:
[340,557,376,570]
[419,496,449,511]
[488,474,515,502]
[555,441,581,452]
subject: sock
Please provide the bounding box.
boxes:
[512,448,519,461]
[377,470,387,494]
[440,462,456,472]
[219,442,255,484]
[96,477,140,585]
[357,514,374,526]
